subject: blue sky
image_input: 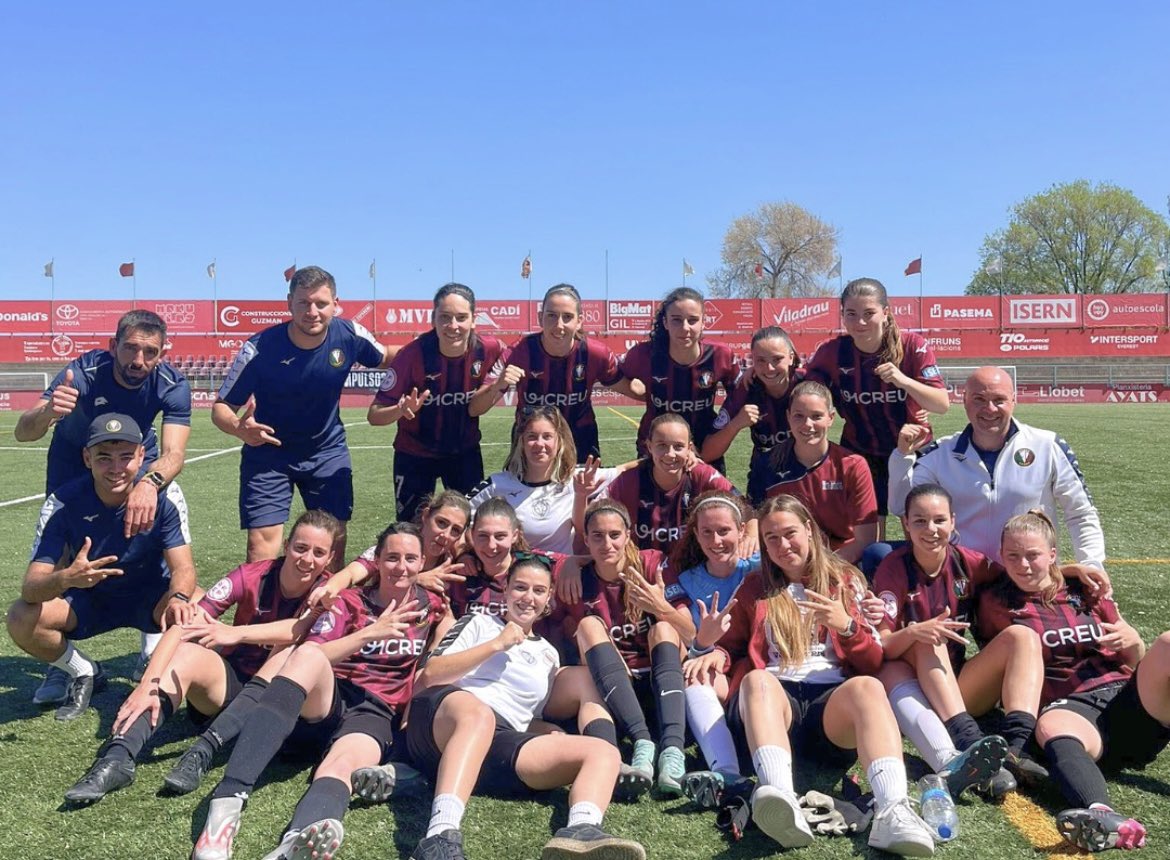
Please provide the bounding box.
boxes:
[3,2,1167,303]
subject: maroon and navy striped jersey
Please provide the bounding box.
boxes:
[493,333,622,448]
[975,576,1132,703]
[621,341,741,455]
[553,549,666,674]
[713,371,804,460]
[601,461,734,553]
[762,440,878,549]
[374,330,505,457]
[307,583,446,711]
[197,558,312,678]
[873,544,999,667]
[804,331,944,458]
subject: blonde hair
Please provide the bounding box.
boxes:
[1001,509,1064,604]
[582,498,647,626]
[756,494,864,669]
[841,278,903,366]
[504,406,577,484]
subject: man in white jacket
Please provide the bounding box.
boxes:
[888,365,1105,567]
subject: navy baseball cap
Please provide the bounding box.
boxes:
[86,413,143,447]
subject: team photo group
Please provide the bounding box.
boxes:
[9,265,1170,860]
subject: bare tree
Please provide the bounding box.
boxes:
[708,202,839,298]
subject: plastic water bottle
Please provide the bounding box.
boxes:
[918,774,958,841]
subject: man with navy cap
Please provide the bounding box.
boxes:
[6,414,199,721]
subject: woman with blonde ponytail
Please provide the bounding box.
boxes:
[974,510,1170,853]
[805,278,948,527]
[689,494,936,856]
[559,499,696,799]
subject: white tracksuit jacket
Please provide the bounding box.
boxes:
[888,420,1105,567]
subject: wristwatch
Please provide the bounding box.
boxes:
[144,470,166,490]
[167,591,191,604]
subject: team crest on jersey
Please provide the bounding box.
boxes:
[953,576,969,598]
[698,370,714,389]
[1066,592,1083,610]
[207,577,233,602]
[382,369,398,390]
[532,497,551,519]
[105,418,122,432]
[471,360,483,377]
[573,363,586,382]
[328,349,346,368]
[519,650,537,665]
[1014,448,1036,467]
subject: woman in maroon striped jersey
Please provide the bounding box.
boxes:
[191,522,446,860]
[620,287,742,475]
[804,278,948,529]
[976,511,1170,853]
[559,498,696,798]
[478,283,645,463]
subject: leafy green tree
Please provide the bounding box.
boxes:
[968,181,1170,294]
[708,202,839,298]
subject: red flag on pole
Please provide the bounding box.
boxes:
[904,257,922,276]
[119,262,135,277]
[284,265,296,283]
[753,263,764,280]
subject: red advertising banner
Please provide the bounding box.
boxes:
[532,299,607,333]
[141,300,217,333]
[1081,294,1167,328]
[921,296,1001,330]
[474,299,530,332]
[760,298,839,332]
[704,299,759,334]
[0,301,53,333]
[0,333,109,363]
[1001,295,1080,328]
[888,297,920,329]
[49,301,125,333]
[215,301,291,333]
[606,299,656,332]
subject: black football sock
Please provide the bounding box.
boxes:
[1044,736,1111,808]
[106,696,176,763]
[201,677,271,753]
[1001,710,1037,755]
[943,712,984,752]
[651,642,686,750]
[211,677,306,800]
[582,717,619,748]
[584,643,651,742]
[288,776,352,832]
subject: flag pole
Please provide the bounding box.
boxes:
[371,258,377,335]
[132,258,137,308]
[50,259,56,334]
[526,248,533,307]
[682,257,687,286]
[604,249,610,311]
[212,258,218,333]
[450,249,455,282]
[918,253,924,301]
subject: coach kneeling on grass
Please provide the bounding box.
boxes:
[6,414,199,721]
[888,365,1106,568]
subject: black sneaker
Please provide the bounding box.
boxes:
[973,767,1018,802]
[1057,806,1147,851]
[162,740,213,795]
[64,756,135,804]
[409,830,466,860]
[541,824,646,860]
[55,664,106,721]
[33,665,70,705]
[1004,748,1049,786]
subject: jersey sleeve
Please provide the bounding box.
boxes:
[351,321,387,368]
[716,345,743,390]
[802,340,836,386]
[696,463,735,494]
[157,484,193,548]
[1049,435,1106,568]
[374,342,416,406]
[160,370,193,426]
[467,475,500,511]
[902,333,945,390]
[872,560,909,629]
[844,455,879,525]
[196,567,247,619]
[216,338,260,406]
[29,495,70,565]
[619,343,649,383]
[590,339,623,386]
[305,592,361,644]
[712,380,750,431]
[485,340,520,387]
[428,613,492,659]
[43,359,87,400]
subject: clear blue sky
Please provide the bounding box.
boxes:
[3,2,1167,303]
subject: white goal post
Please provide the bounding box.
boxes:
[937,365,1017,401]
[0,371,50,392]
